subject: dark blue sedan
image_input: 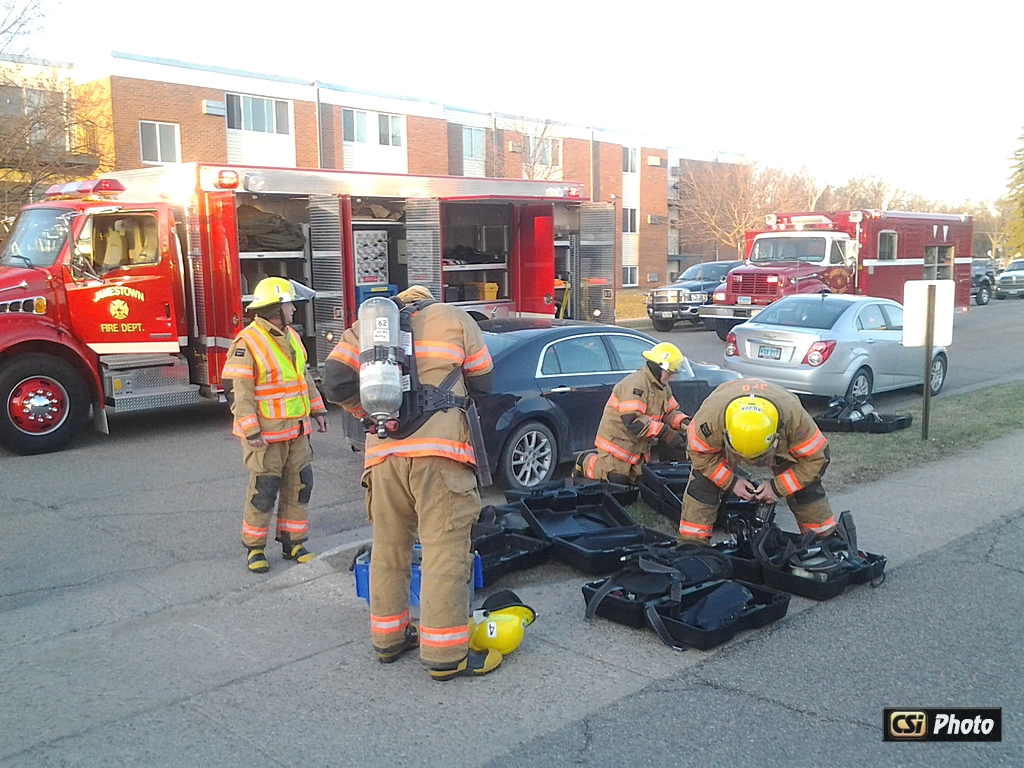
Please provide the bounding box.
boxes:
[476,319,739,488]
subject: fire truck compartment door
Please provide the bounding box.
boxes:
[64,211,180,355]
[515,205,555,315]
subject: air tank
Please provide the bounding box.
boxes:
[358,297,403,437]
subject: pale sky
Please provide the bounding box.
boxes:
[28,0,1024,206]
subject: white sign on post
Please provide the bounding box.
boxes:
[902,280,955,347]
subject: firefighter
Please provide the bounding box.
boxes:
[678,378,835,544]
[576,342,690,484]
[222,277,328,574]
[322,286,499,681]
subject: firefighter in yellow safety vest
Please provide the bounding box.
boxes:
[577,342,690,484]
[678,378,835,544]
[222,278,328,574]
[322,286,499,681]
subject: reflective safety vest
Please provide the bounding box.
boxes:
[239,323,311,420]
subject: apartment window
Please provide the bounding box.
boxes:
[622,208,638,234]
[463,127,484,160]
[878,231,897,261]
[343,109,367,142]
[525,135,560,166]
[622,266,638,287]
[378,113,402,147]
[226,94,289,135]
[139,121,179,163]
[1,85,64,149]
[623,147,637,173]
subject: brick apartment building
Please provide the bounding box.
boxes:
[7,51,732,304]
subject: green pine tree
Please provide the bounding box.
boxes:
[1008,130,1024,259]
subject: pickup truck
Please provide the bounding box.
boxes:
[645,260,743,331]
[971,258,996,305]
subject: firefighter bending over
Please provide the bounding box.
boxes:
[322,286,500,681]
[222,278,328,573]
[679,378,834,544]
[576,342,690,484]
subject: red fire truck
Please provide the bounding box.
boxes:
[698,209,973,340]
[0,163,615,455]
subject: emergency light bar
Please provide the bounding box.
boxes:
[44,179,126,199]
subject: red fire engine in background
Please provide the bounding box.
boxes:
[0,163,615,455]
[698,209,973,340]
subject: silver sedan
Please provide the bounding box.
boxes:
[721,294,947,399]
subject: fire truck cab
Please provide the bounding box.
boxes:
[699,210,972,340]
[0,164,614,455]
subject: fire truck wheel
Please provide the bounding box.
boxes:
[652,317,675,332]
[0,354,90,455]
[498,420,557,490]
[845,367,873,401]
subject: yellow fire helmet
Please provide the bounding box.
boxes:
[468,590,537,655]
[247,277,315,311]
[642,342,684,372]
[724,395,779,460]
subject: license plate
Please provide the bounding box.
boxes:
[661,312,674,318]
[757,345,782,360]
[737,296,751,305]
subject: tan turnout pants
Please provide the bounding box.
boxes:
[364,455,480,666]
[240,436,313,548]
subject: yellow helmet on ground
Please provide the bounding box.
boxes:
[469,612,526,655]
[468,590,537,655]
[642,342,685,372]
[724,395,779,459]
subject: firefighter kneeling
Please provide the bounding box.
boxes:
[576,342,690,484]
[679,378,835,544]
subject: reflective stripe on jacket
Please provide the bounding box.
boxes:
[222,316,326,442]
[686,378,828,496]
[323,299,492,469]
[240,323,311,420]
[592,365,687,466]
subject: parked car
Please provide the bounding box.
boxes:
[971,257,996,305]
[721,294,947,400]
[645,260,744,332]
[341,319,739,489]
[995,259,1024,300]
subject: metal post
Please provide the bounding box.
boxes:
[921,283,935,440]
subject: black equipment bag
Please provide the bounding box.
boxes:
[643,579,791,651]
[751,511,887,600]
[582,544,733,628]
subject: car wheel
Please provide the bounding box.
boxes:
[976,284,990,306]
[996,293,1006,300]
[499,420,557,490]
[652,317,675,332]
[928,353,947,396]
[0,354,90,455]
[845,367,873,400]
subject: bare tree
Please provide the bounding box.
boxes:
[0,0,44,56]
[0,59,106,217]
[501,116,564,181]
[672,159,810,258]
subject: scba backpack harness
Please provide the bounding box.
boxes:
[361,296,491,485]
